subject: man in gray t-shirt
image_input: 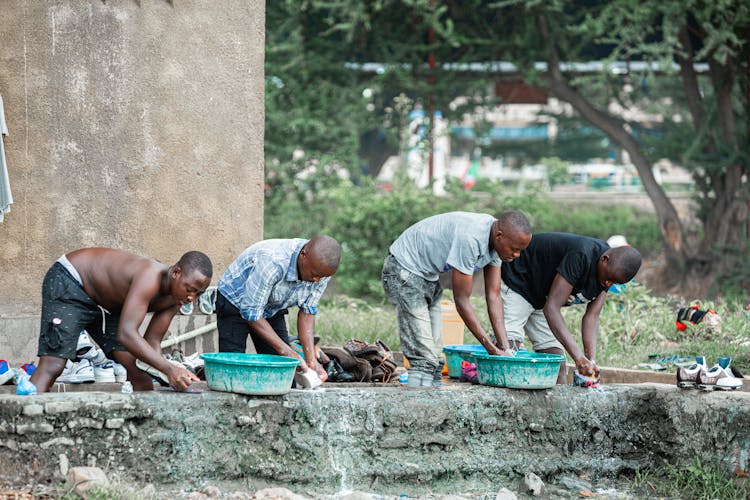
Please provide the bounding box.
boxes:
[382,211,532,387]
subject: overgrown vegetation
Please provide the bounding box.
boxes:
[265,178,661,298]
[633,459,750,499]
[265,0,750,297]
[293,282,750,374]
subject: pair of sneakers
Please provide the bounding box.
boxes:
[405,369,443,387]
[179,286,218,315]
[56,331,127,384]
[0,360,35,385]
[676,356,744,391]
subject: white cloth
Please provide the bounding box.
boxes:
[0,93,12,223]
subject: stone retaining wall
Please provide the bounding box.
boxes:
[1,384,748,495]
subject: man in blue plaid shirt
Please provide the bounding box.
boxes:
[216,236,341,381]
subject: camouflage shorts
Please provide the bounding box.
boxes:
[381,254,443,374]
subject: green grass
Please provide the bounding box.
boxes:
[291,283,750,373]
[632,459,750,499]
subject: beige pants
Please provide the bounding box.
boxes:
[501,281,564,352]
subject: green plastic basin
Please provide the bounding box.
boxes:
[473,352,565,389]
[200,353,300,396]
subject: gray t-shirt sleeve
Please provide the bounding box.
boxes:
[446,236,482,275]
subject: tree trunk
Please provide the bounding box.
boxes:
[535,12,687,279]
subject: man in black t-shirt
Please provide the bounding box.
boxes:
[499,233,642,384]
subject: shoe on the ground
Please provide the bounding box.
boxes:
[136,358,185,386]
[573,370,600,388]
[179,300,195,315]
[57,359,96,384]
[76,331,95,357]
[198,286,217,315]
[676,356,708,389]
[181,352,205,380]
[698,357,743,391]
[93,360,116,383]
[432,368,444,387]
[405,370,433,388]
[20,362,36,377]
[80,345,107,365]
[112,361,127,383]
[0,360,15,385]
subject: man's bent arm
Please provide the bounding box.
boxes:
[581,292,606,363]
[297,311,326,380]
[452,269,502,355]
[117,275,198,390]
[483,265,511,353]
[543,273,597,376]
[143,307,179,352]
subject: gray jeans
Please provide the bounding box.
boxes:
[382,254,443,374]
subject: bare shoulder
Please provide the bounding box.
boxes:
[68,247,165,281]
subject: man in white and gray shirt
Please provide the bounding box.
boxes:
[382,211,532,387]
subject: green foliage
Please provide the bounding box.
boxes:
[266,176,661,299]
[540,157,571,187]
[291,281,750,379]
[265,0,750,295]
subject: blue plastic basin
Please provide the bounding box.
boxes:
[442,344,487,378]
[200,353,300,396]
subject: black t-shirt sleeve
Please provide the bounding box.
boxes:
[556,251,590,288]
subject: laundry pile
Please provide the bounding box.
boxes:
[320,339,400,383]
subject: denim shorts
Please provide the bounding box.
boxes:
[38,262,124,359]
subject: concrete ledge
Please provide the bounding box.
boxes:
[567,364,750,391]
[1,384,748,494]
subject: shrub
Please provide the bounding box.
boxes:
[265,177,661,299]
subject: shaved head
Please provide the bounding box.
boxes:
[496,210,532,237]
[606,246,642,282]
[305,236,341,272]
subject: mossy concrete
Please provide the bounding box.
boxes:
[0,384,748,495]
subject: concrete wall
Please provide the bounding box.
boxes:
[0,1,265,359]
[1,384,749,495]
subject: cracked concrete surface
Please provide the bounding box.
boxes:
[1,383,749,495]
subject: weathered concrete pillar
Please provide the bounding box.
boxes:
[0,1,265,362]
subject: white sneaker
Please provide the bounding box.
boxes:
[699,357,743,390]
[76,331,95,356]
[57,359,96,384]
[81,345,107,365]
[181,352,205,379]
[112,361,127,383]
[676,356,708,389]
[77,331,108,365]
[0,360,15,385]
[135,358,184,387]
[93,360,116,383]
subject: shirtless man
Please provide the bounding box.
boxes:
[28,248,212,393]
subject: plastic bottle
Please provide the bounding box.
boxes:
[15,370,37,396]
[121,381,133,394]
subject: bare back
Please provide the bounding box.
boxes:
[66,248,174,314]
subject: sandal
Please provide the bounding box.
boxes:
[199,286,217,315]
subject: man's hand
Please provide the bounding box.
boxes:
[166,364,200,391]
[295,357,310,374]
[575,357,599,377]
[311,361,328,383]
[485,344,512,357]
